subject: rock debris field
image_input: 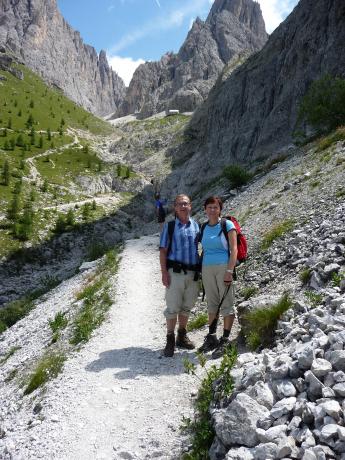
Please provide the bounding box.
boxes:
[0,235,209,460]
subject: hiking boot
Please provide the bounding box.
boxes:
[176,328,195,350]
[198,333,219,353]
[163,332,175,357]
[211,337,232,359]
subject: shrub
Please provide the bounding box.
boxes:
[49,312,68,333]
[299,268,312,285]
[223,164,252,188]
[243,293,292,350]
[0,346,21,365]
[261,220,294,250]
[187,313,208,332]
[182,348,237,458]
[304,291,323,308]
[0,298,34,333]
[2,160,10,185]
[332,271,344,287]
[298,75,345,134]
[240,286,258,300]
[54,214,66,234]
[24,352,65,395]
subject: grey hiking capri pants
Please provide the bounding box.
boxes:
[202,264,235,316]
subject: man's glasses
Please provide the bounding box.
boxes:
[175,201,191,207]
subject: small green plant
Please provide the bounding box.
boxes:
[182,348,237,459]
[332,271,344,287]
[299,268,312,285]
[261,220,294,250]
[0,346,21,365]
[24,352,66,395]
[304,291,324,308]
[240,286,258,300]
[187,313,208,332]
[336,188,345,198]
[71,248,119,345]
[243,293,292,350]
[49,312,68,343]
[223,164,252,188]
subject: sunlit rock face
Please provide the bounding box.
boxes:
[0,0,126,115]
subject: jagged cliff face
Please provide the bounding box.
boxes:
[116,0,267,118]
[0,0,126,115]
[168,0,345,195]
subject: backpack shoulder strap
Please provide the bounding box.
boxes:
[167,220,175,257]
[199,221,208,243]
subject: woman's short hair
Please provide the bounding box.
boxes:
[204,195,223,211]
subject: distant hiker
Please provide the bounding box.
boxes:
[155,193,167,231]
[159,194,200,357]
[198,196,238,359]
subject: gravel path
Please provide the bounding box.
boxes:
[1,235,204,459]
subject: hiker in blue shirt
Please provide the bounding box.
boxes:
[159,194,200,357]
[198,196,238,359]
[155,193,167,231]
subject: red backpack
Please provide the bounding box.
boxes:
[200,216,247,263]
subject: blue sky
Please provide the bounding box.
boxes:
[57,0,298,85]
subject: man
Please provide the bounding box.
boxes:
[159,194,200,357]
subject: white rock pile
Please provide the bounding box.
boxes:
[209,201,345,459]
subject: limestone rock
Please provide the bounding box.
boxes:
[116,0,267,118]
[0,0,125,115]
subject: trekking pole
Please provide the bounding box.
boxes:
[208,285,230,335]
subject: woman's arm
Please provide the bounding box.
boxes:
[224,229,237,284]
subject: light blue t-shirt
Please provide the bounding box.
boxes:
[201,219,235,266]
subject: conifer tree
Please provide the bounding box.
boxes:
[66,208,75,227]
[3,160,10,186]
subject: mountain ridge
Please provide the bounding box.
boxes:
[0,0,126,116]
[116,0,267,119]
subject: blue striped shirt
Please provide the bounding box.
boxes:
[160,218,200,265]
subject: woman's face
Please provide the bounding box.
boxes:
[205,202,221,220]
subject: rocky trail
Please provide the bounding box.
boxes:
[0,235,213,460]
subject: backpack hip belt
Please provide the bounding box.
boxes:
[166,259,200,274]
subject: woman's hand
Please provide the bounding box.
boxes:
[224,271,233,284]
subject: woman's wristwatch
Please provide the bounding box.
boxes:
[226,269,234,274]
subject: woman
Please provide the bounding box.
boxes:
[198,196,238,359]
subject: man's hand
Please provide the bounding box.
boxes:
[162,270,170,288]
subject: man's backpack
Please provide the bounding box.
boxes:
[199,216,247,263]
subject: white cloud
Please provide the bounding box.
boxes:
[256,0,298,33]
[109,0,211,54]
[108,54,145,86]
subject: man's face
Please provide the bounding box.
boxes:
[174,197,191,220]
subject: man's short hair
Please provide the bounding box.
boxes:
[174,194,191,206]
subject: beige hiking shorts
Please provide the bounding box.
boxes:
[164,269,199,320]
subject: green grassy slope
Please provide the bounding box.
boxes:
[0,62,124,259]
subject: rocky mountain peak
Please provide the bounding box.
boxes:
[115,0,267,119]
[0,0,126,115]
[171,0,345,196]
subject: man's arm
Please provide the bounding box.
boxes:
[159,247,170,287]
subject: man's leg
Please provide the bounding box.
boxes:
[163,270,183,357]
[176,271,199,350]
